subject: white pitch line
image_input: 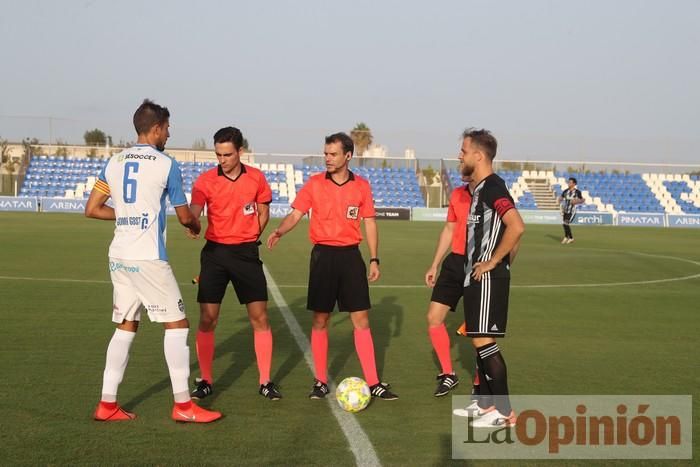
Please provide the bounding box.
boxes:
[262,264,382,467]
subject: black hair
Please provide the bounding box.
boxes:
[325,132,354,155]
[462,128,498,160]
[213,126,244,151]
[133,99,170,135]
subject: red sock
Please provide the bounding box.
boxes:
[311,328,328,384]
[428,324,453,375]
[474,369,480,386]
[195,330,215,384]
[100,401,117,410]
[175,400,192,410]
[254,329,273,385]
[354,328,379,387]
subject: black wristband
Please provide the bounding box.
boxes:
[369,257,380,265]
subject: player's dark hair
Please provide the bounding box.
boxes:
[569,177,577,184]
[133,99,170,135]
[462,128,497,160]
[213,126,244,151]
[325,132,354,156]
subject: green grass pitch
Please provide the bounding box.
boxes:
[0,212,698,465]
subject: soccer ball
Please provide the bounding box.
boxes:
[335,377,371,413]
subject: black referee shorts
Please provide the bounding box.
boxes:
[463,274,510,337]
[197,240,268,305]
[430,253,466,311]
[307,244,371,313]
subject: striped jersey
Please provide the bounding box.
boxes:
[464,174,516,287]
[93,144,188,261]
[560,188,583,215]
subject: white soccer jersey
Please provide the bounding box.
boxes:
[94,144,187,261]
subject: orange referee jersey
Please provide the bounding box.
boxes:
[191,164,272,244]
[446,185,472,256]
[292,171,375,246]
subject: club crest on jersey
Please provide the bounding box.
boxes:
[243,202,256,215]
[346,206,359,219]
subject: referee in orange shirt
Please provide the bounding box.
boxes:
[187,126,281,401]
[266,132,397,401]
[425,175,473,397]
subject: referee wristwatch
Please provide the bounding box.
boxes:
[369,257,380,265]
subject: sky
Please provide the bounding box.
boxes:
[1,0,699,164]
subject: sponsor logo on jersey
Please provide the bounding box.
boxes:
[468,214,482,224]
[118,153,157,162]
[346,206,359,219]
[109,262,140,273]
[243,202,256,215]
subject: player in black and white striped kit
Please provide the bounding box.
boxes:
[455,128,525,428]
[558,177,584,244]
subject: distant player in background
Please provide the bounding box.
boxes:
[424,174,473,397]
[187,126,281,401]
[558,177,583,244]
[267,132,398,401]
[85,99,221,423]
[452,128,525,428]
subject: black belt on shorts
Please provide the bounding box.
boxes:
[314,243,360,251]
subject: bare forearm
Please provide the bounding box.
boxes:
[509,239,521,265]
[275,210,304,235]
[491,226,524,265]
[86,205,116,220]
[364,218,379,258]
[431,224,454,268]
[258,204,270,234]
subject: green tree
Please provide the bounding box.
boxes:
[422,165,437,185]
[84,128,112,146]
[350,122,372,157]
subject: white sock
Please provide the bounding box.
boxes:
[101,328,136,402]
[164,328,191,403]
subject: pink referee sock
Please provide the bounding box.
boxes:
[428,324,453,375]
[354,328,379,387]
[254,329,273,385]
[311,328,328,384]
[195,330,215,384]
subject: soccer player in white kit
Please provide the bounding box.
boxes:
[85,99,222,423]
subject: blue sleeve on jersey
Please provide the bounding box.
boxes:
[166,160,187,207]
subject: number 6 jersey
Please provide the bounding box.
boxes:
[93,144,188,261]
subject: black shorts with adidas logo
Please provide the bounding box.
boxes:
[463,273,510,337]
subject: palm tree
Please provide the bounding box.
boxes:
[350,123,373,157]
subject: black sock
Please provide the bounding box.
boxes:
[563,224,572,239]
[475,354,492,409]
[477,343,512,415]
[471,363,480,401]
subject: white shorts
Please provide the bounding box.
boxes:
[109,258,187,324]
